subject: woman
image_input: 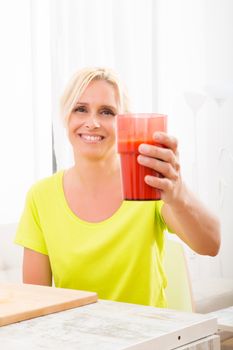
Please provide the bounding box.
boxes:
[15,67,220,307]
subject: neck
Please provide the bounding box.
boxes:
[69,155,122,195]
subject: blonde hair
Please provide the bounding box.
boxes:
[60,67,130,126]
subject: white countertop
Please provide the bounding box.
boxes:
[0,299,218,350]
[209,306,233,332]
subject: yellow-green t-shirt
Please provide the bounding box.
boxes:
[14,170,168,307]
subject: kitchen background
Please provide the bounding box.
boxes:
[0,0,233,283]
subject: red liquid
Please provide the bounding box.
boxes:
[116,114,167,201]
[118,140,162,200]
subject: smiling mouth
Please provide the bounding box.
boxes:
[78,134,105,143]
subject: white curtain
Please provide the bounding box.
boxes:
[0,0,52,224]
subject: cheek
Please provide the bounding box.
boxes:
[68,117,81,134]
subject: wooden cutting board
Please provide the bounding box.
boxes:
[0,283,98,327]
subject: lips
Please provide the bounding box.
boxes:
[78,133,105,143]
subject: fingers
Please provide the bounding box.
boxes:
[138,131,180,173]
[144,175,172,192]
[138,143,179,170]
[153,131,178,153]
[137,132,181,203]
[137,154,179,180]
[137,132,180,182]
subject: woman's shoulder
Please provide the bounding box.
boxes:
[27,170,64,198]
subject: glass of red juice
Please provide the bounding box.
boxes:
[116,113,167,200]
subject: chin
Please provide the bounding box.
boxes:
[76,149,106,161]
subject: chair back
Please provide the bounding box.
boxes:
[163,237,194,312]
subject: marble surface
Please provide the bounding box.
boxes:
[0,300,218,350]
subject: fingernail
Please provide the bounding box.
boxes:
[138,144,149,152]
[137,155,143,162]
[137,155,146,164]
[154,132,161,140]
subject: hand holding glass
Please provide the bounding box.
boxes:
[116,113,167,200]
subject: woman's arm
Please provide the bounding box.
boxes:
[137,131,221,256]
[161,184,220,256]
[23,248,52,286]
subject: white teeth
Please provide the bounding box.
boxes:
[80,134,103,141]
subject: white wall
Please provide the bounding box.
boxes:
[156,0,233,279]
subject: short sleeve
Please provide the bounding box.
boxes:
[155,200,174,234]
[155,200,167,229]
[14,186,48,255]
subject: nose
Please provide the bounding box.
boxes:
[84,113,100,129]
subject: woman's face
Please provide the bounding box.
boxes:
[68,79,119,162]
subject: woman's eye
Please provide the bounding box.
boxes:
[74,106,87,113]
[101,109,115,116]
